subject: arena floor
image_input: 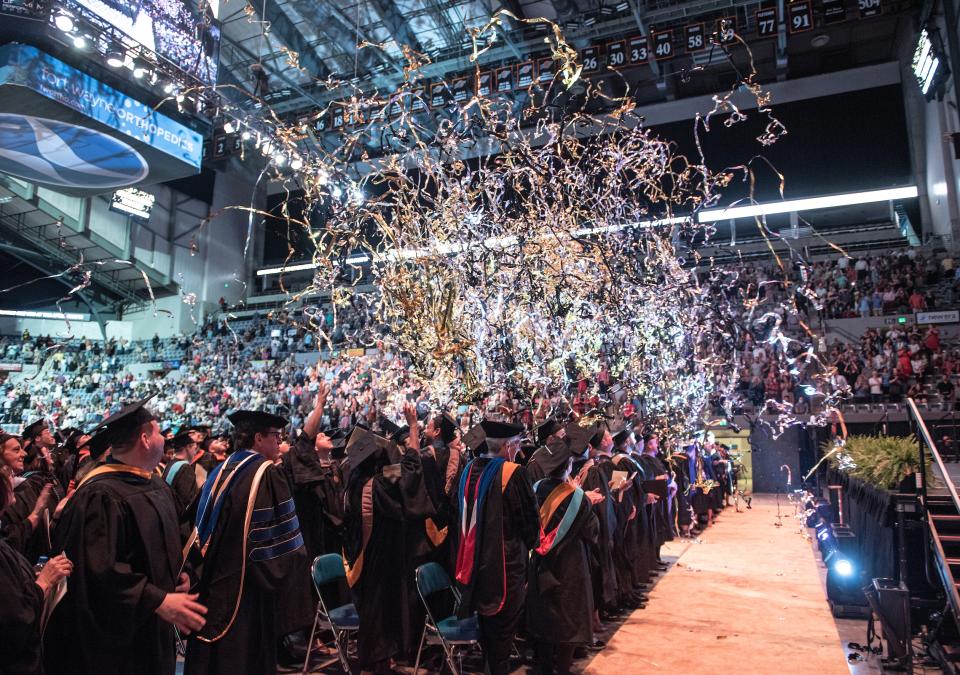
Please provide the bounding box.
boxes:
[584,495,853,675]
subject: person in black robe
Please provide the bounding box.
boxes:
[526,430,599,675]
[454,419,540,675]
[570,421,619,621]
[669,444,696,537]
[281,382,346,559]
[636,430,671,569]
[342,409,434,674]
[184,409,312,675]
[0,432,57,561]
[0,469,74,675]
[525,417,563,484]
[45,399,207,675]
[160,431,206,543]
[608,428,649,607]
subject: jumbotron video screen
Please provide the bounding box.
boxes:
[77,0,220,84]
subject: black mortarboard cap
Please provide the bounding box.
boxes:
[480,420,524,439]
[172,432,195,450]
[345,426,390,468]
[612,427,632,447]
[227,410,289,431]
[438,413,458,445]
[380,416,411,444]
[535,418,561,446]
[530,441,574,475]
[98,396,157,446]
[86,427,112,459]
[463,423,487,454]
[564,420,600,456]
[22,419,47,441]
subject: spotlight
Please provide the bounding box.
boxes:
[105,48,124,68]
[54,11,74,33]
[241,130,251,141]
[330,184,342,199]
[832,559,854,577]
[272,152,286,166]
[317,170,329,185]
[133,61,148,79]
[261,141,273,155]
[290,157,303,171]
[223,120,235,134]
[163,81,176,94]
[72,35,88,50]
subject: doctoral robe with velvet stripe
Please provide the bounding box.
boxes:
[526,477,598,645]
[454,457,540,619]
[44,467,182,675]
[184,453,311,675]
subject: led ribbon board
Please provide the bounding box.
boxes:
[0,43,203,196]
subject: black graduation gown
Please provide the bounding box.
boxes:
[160,459,201,543]
[0,537,44,675]
[343,449,435,669]
[280,435,345,557]
[572,457,618,610]
[526,478,598,646]
[1,472,60,562]
[669,454,694,526]
[607,454,646,597]
[637,453,671,550]
[184,454,312,675]
[44,466,182,675]
[627,454,656,583]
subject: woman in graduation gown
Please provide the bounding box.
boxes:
[526,438,599,675]
[342,411,434,674]
[0,469,73,675]
[0,432,57,562]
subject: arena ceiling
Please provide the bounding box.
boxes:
[215,0,919,117]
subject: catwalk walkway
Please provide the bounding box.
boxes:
[584,495,850,675]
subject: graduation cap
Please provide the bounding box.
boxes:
[96,396,157,448]
[22,418,47,442]
[563,419,600,457]
[171,432,195,450]
[227,410,289,432]
[530,440,575,475]
[57,427,79,446]
[480,420,524,439]
[612,427,633,447]
[86,427,112,459]
[379,416,410,444]
[344,426,391,468]
[534,418,562,446]
[438,413,458,445]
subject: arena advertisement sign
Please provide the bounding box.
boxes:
[0,43,203,196]
[916,310,960,325]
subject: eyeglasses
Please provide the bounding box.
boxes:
[260,431,283,440]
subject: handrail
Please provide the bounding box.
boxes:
[907,397,960,514]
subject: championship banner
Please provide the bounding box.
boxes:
[0,43,203,196]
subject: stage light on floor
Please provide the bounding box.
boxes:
[832,558,854,577]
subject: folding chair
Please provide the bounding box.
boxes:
[413,562,481,675]
[303,554,359,674]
